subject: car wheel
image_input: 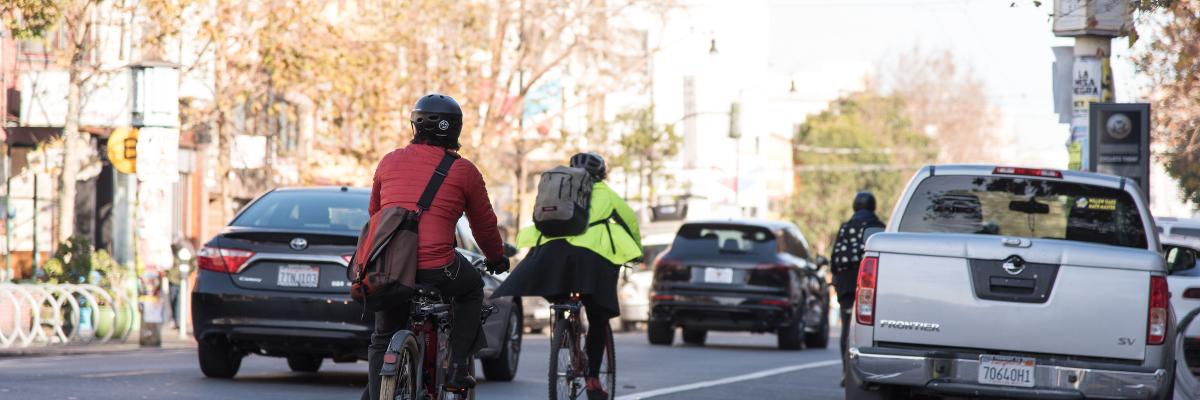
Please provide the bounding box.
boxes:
[198,336,243,379]
[805,300,831,349]
[286,354,323,373]
[682,328,707,346]
[481,308,522,382]
[777,320,804,351]
[647,320,674,345]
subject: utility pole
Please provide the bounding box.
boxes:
[1052,0,1129,170]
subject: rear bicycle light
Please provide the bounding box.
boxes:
[856,256,879,326]
[197,246,255,274]
[1148,275,1169,345]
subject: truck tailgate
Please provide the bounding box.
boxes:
[872,251,1150,361]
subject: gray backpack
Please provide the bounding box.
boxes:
[533,166,594,237]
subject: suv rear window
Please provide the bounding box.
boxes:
[233,191,370,232]
[672,224,777,255]
[898,175,1148,249]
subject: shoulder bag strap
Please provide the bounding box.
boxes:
[417,152,459,214]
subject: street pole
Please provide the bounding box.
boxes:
[1052,0,1127,170]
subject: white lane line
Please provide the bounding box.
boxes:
[615,359,841,400]
[80,370,163,379]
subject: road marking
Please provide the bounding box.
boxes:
[615,359,841,400]
[81,370,163,379]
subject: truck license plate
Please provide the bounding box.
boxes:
[978,355,1035,388]
[704,267,733,284]
[278,265,320,288]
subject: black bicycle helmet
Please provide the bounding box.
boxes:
[410,93,464,149]
[570,152,607,181]
[853,191,876,212]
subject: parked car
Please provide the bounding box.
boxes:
[847,165,1177,400]
[616,232,675,331]
[191,187,522,381]
[646,219,831,350]
[1158,217,1200,373]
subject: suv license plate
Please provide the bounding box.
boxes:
[278,265,320,288]
[978,355,1035,388]
[704,267,733,284]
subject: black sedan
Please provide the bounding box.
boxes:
[191,187,522,381]
[647,219,830,350]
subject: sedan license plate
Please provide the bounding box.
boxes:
[277,265,320,288]
[978,355,1035,388]
[704,267,733,284]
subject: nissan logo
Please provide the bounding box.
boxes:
[290,238,308,251]
[1002,255,1026,275]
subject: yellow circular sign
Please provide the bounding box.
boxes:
[107,127,138,174]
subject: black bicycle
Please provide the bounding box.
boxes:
[548,293,615,400]
[379,285,494,400]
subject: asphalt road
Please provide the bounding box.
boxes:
[0,330,843,400]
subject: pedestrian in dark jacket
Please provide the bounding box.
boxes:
[361,94,509,400]
[831,191,885,385]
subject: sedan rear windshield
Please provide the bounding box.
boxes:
[233,191,370,232]
[898,175,1148,249]
[672,224,777,256]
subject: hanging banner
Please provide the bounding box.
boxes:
[1069,56,1102,170]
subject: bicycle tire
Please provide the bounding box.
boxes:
[380,334,421,400]
[548,318,581,400]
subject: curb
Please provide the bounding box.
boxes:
[0,340,196,358]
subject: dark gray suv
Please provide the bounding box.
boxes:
[646,220,830,350]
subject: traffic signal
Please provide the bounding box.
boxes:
[1088,103,1150,199]
[107,127,138,174]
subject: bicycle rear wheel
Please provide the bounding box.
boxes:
[549,319,583,400]
[380,334,420,400]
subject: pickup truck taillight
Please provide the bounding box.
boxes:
[1148,276,1168,345]
[197,246,255,274]
[856,256,879,326]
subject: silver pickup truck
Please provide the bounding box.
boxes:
[846,165,1178,400]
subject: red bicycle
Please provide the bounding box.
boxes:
[379,285,493,400]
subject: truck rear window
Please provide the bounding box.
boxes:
[672,224,777,256]
[898,175,1148,249]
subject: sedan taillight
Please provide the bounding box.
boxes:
[1148,275,1168,345]
[197,246,255,274]
[856,256,879,326]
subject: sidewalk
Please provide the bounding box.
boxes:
[0,326,196,358]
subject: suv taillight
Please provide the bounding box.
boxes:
[1148,275,1169,345]
[197,246,255,274]
[856,256,879,326]
[654,259,688,282]
[748,264,791,287]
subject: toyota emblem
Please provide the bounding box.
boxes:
[290,238,308,251]
[1002,255,1025,275]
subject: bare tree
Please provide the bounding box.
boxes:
[880,47,1004,164]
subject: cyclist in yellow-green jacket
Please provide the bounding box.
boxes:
[493,152,641,400]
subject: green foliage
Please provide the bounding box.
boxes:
[0,0,59,40]
[787,91,937,255]
[612,106,682,204]
[40,236,130,289]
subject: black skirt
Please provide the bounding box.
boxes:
[491,240,621,316]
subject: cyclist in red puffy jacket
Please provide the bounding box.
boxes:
[362,94,509,400]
